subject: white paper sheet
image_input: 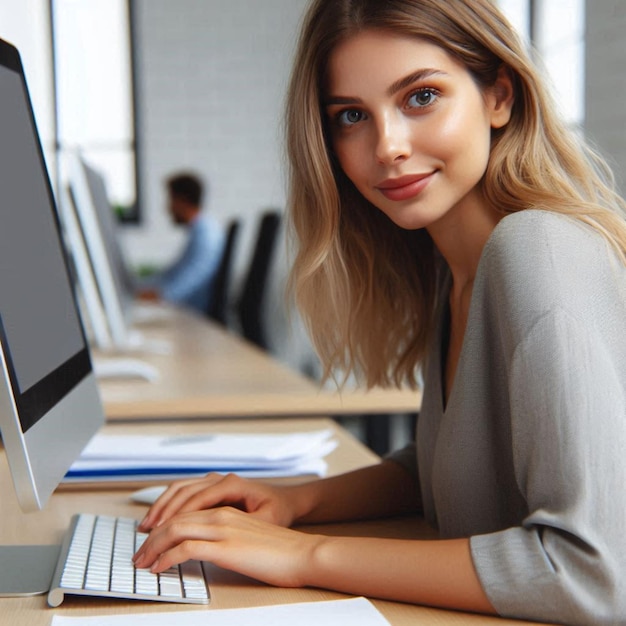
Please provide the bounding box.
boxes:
[49,597,391,626]
[62,430,337,483]
[78,429,334,462]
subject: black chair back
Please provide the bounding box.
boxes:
[207,219,240,325]
[236,211,281,349]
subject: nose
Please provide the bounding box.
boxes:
[375,112,411,164]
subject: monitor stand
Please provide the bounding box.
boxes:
[0,545,60,596]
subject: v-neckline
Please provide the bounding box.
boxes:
[439,301,452,412]
[437,275,476,416]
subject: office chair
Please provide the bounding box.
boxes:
[235,210,282,350]
[207,219,240,326]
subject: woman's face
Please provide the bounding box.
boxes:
[324,30,512,232]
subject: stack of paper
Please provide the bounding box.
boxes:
[63,429,337,484]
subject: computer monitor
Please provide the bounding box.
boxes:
[67,153,137,350]
[58,183,114,351]
[0,37,105,591]
[67,154,171,353]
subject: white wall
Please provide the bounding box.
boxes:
[585,0,626,193]
[125,0,317,373]
[123,0,309,272]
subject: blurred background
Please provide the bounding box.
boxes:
[0,0,618,378]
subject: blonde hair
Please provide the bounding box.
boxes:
[285,0,626,389]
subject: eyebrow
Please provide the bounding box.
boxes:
[387,68,447,97]
[324,68,448,106]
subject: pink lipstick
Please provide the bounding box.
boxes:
[376,173,434,201]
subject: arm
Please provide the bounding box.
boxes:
[134,506,495,615]
[471,309,626,624]
[135,288,160,301]
[310,534,494,613]
[134,456,495,613]
[288,457,421,524]
[139,458,420,531]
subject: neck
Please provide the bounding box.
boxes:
[427,194,502,290]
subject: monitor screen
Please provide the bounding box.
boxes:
[82,160,137,305]
[58,183,113,350]
[68,154,134,349]
[68,155,171,354]
[0,38,104,512]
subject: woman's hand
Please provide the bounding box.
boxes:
[133,505,494,615]
[133,506,320,588]
[138,473,298,532]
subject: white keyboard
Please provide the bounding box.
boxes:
[47,513,210,607]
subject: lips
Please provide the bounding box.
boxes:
[376,173,435,201]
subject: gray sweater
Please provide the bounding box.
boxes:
[389,210,626,625]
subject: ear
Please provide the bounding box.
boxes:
[488,65,514,129]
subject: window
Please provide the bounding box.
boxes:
[498,0,585,128]
[533,0,585,127]
[52,0,137,220]
[498,0,532,45]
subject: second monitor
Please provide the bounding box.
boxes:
[65,154,170,355]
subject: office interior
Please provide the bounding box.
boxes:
[0,0,618,451]
[0,1,622,623]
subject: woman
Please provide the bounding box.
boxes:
[134,1,626,623]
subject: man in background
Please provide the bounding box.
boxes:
[137,172,225,313]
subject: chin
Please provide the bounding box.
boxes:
[382,201,453,232]
[383,211,435,231]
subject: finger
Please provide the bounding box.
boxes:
[140,481,207,530]
[138,481,194,530]
[149,539,221,574]
[173,473,262,517]
[138,510,314,589]
[139,474,225,530]
[135,509,235,567]
[146,475,240,529]
[145,473,261,530]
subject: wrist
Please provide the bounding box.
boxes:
[299,532,333,588]
[282,481,322,524]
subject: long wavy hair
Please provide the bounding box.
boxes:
[285,0,626,389]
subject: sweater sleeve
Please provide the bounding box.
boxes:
[470,308,626,625]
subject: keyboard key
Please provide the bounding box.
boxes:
[135,567,160,596]
[159,566,183,597]
[181,560,209,600]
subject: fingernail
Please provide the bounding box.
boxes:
[150,558,160,573]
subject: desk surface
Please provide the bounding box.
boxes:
[96,306,421,420]
[0,418,551,626]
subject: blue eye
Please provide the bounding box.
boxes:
[407,89,438,109]
[337,109,365,127]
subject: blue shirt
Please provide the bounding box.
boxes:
[154,213,225,313]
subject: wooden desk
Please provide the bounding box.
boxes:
[0,418,551,626]
[97,306,421,420]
